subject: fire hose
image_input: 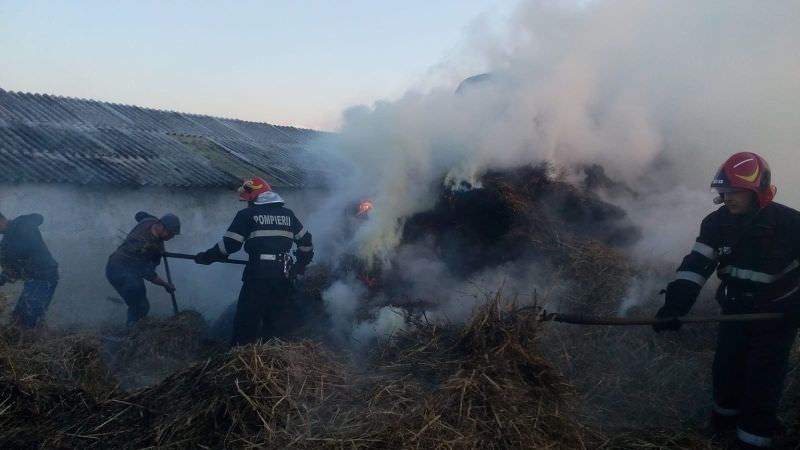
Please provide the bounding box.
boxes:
[155,252,247,315]
[541,311,784,326]
[163,251,302,291]
[163,251,248,265]
[160,252,788,325]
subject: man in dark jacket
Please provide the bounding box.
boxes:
[0,211,59,328]
[106,212,180,324]
[654,152,800,449]
[194,177,313,346]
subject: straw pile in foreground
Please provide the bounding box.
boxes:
[349,297,593,450]
[0,326,116,448]
[0,298,610,449]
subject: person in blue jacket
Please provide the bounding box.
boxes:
[0,211,59,328]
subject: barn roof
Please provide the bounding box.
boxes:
[0,88,324,188]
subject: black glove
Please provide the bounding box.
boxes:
[652,280,699,332]
[194,251,214,265]
[653,305,683,332]
[289,265,305,279]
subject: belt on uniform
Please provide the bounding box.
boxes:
[259,254,283,261]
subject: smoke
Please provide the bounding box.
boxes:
[308,0,800,340]
[321,278,366,342]
[351,307,406,348]
[0,185,323,328]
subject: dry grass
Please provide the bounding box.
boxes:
[105,310,219,388]
[50,340,350,449]
[7,293,788,449]
[0,299,604,450]
[0,325,117,448]
[351,297,595,450]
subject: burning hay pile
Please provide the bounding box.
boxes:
[305,163,636,325]
[397,164,635,314]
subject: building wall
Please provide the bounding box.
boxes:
[0,183,325,327]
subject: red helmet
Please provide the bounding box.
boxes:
[710,152,776,208]
[238,176,271,202]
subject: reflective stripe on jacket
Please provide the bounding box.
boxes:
[203,202,313,280]
[672,202,800,312]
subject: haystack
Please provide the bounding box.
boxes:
[401,164,633,315]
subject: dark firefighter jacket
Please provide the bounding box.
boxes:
[667,202,800,315]
[0,214,59,282]
[108,215,165,282]
[198,202,313,281]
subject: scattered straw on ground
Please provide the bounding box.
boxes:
[1,297,772,449]
[104,310,218,388]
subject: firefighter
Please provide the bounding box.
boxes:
[653,152,800,449]
[0,211,59,328]
[106,212,180,324]
[194,176,313,346]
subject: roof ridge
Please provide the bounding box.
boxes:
[2,88,314,131]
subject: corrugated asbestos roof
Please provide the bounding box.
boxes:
[0,88,323,188]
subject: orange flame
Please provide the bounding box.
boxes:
[356,200,374,216]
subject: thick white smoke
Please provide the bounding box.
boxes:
[307,0,800,344]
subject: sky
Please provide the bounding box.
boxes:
[0,0,516,131]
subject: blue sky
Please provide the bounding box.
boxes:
[0,0,515,130]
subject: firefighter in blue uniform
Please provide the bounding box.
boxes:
[654,152,800,449]
[194,176,314,346]
[106,212,180,324]
[0,211,59,328]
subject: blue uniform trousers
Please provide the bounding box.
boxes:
[11,279,58,328]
